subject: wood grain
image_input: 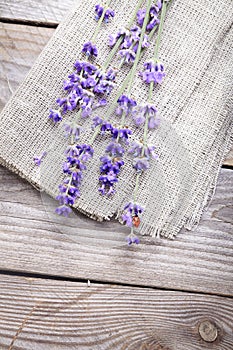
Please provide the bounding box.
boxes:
[0,0,74,25]
[0,22,54,111]
[0,165,232,296]
[0,274,232,350]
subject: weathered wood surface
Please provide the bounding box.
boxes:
[0,0,75,25]
[0,274,232,350]
[0,22,232,166]
[0,23,54,111]
[0,165,232,296]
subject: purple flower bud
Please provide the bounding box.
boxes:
[82,41,98,57]
[48,109,62,123]
[133,157,150,172]
[95,4,114,22]
[92,116,103,128]
[118,48,136,64]
[56,144,94,216]
[55,205,72,216]
[33,151,47,166]
[141,60,165,85]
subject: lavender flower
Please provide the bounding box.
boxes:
[92,116,103,129]
[110,25,150,65]
[100,121,113,134]
[48,109,62,123]
[122,202,144,245]
[126,235,140,245]
[122,202,144,226]
[99,154,124,196]
[106,141,125,157]
[116,95,137,117]
[82,41,98,57]
[133,157,150,172]
[141,60,165,85]
[33,151,47,166]
[98,137,125,196]
[129,141,159,160]
[49,61,116,125]
[56,144,94,216]
[64,122,82,141]
[118,48,136,64]
[112,127,132,144]
[132,102,160,129]
[137,1,161,31]
[95,4,114,22]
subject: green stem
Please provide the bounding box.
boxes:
[92,0,112,43]
[103,0,145,70]
[153,0,167,62]
[133,173,141,203]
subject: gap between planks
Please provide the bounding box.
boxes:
[0,165,232,297]
[0,269,232,300]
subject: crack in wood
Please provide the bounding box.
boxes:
[8,303,41,350]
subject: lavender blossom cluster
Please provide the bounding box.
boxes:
[56,144,94,216]
[95,4,114,23]
[108,1,162,64]
[48,61,116,124]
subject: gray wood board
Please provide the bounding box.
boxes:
[0,165,232,296]
[0,274,232,350]
[0,0,75,25]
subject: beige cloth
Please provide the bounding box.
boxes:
[0,0,232,238]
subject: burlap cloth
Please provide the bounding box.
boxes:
[0,0,232,238]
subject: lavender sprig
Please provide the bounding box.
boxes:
[122,0,168,245]
[56,144,94,216]
[95,4,114,23]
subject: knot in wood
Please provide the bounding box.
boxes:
[198,320,218,342]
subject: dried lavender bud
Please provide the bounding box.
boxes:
[137,1,161,31]
[56,144,94,216]
[116,94,137,117]
[33,151,47,166]
[95,4,115,23]
[122,202,144,227]
[141,60,165,84]
[48,109,62,123]
[82,41,98,57]
[110,25,150,64]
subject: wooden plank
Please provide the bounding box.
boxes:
[0,274,232,350]
[0,22,232,165]
[0,165,232,296]
[0,22,54,112]
[0,0,74,26]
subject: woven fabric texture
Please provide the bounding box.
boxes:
[0,0,232,238]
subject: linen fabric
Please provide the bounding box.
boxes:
[0,0,232,238]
